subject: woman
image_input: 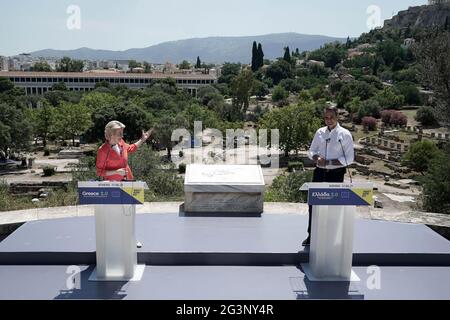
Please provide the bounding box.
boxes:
[96,120,153,181]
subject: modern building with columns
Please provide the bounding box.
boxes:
[0,71,217,96]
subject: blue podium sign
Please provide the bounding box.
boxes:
[301,183,373,206]
[77,181,148,205]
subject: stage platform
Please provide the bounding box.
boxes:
[0,213,449,299]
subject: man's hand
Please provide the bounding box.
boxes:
[316,156,326,168]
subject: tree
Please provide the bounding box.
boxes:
[143,61,152,73]
[51,82,68,91]
[128,60,142,70]
[259,103,321,157]
[415,106,437,126]
[375,87,405,109]
[257,43,264,69]
[272,85,289,105]
[308,42,346,69]
[283,46,291,63]
[31,102,57,147]
[402,140,441,173]
[56,57,84,72]
[0,103,33,154]
[346,36,352,48]
[421,152,450,214]
[33,61,52,72]
[251,41,258,71]
[395,82,422,105]
[178,60,191,70]
[230,69,254,119]
[265,60,292,85]
[196,56,201,69]
[377,40,404,66]
[0,78,14,93]
[218,63,241,84]
[355,99,381,123]
[251,80,269,99]
[55,102,92,146]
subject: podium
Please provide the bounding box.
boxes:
[300,182,373,281]
[78,181,148,281]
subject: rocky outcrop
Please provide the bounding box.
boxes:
[384,3,450,30]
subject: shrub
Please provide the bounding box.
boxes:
[265,171,313,203]
[178,163,186,174]
[421,153,450,214]
[390,111,407,126]
[43,148,50,156]
[361,116,377,131]
[42,165,56,176]
[355,99,381,124]
[415,106,437,126]
[402,140,441,173]
[381,109,407,126]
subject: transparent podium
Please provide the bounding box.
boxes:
[78,181,148,281]
[300,182,373,281]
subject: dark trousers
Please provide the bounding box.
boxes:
[306,167,346,236]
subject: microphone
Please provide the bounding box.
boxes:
[339,138,353,183]
[324,138,331,168]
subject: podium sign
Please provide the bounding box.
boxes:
[300,182,374,282]
[306,183,373,206]
[78,181,146,205]
[77,181,148,282]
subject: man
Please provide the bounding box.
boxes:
[302,106,354,246]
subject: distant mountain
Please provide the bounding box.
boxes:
[29,33,348,64]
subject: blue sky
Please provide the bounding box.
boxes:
[0,0,427,56]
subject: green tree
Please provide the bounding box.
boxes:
[395,82,422,105]
[218,63,241,84]
[355,99,381,123]
[272,85,289,105]
[56,57,84,72]
[0,103,33,154]
[251,41,258,71]
[31,102,57,147]
[265,171,313,203]
[128,60,142,69]
[55,102,92,146]
[33,61,52,72]
[0,78,14,93]
[415,106,437,126]
[259,103,321,157]
[283,46,291,63]
[52,82,68,91]
[265,60,292,85]
[196,56,201,69]
[178,60,191,70]
[257,43,264,69]
[375,87,405,109]
[402,140,441,173]
[421,152,450,214]
[230,69,254,119]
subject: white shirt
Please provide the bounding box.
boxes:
[111,144,121,156]
[308,123,354,170]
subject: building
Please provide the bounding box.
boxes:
[0,56,8,71]
[0,71,217,96]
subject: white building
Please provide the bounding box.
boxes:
[0,56,8,71]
